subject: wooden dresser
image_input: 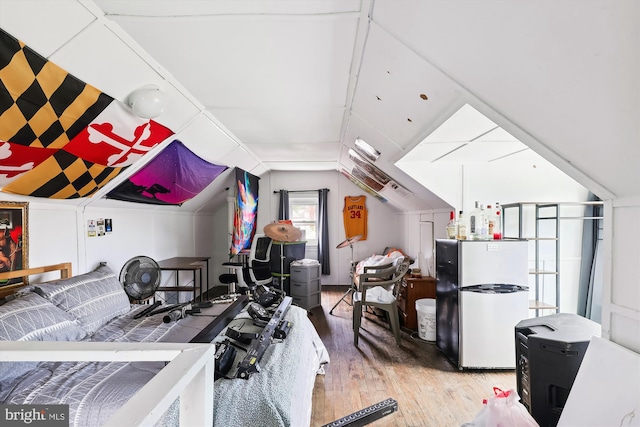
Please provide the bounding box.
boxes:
[397,276,436,330]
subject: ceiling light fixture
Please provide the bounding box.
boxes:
[127,85,168,119]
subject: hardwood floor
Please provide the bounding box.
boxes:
[307,286,516,427]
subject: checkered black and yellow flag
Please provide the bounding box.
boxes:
[0,29,113,149]
[0,28,173,198]
[3,151,122,199]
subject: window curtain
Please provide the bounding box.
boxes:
[577,193,603,322]
[278,190,289,221]
[318,188,330,275]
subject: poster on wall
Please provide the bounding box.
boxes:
[230,168,259,255]
[0,201,28,286]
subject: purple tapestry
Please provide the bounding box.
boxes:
[107,140,227,205]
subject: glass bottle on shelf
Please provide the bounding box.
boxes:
[493,203,502,240]
[468,201,481,240]
[487,204,495,240]
[478,204,489,240]
[457,210,467,240]
[446,210,457,239]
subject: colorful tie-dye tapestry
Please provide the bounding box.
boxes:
[106,140,227,205]
[0,28,173,198]
[231,167,259,255]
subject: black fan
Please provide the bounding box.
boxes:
[119,256,162,301]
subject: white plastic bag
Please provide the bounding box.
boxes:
[463,387,540,427]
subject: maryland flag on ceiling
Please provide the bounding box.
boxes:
[0,28,174,198]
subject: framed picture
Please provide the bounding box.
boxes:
[0,201,28,286]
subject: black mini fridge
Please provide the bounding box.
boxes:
[515,313,601,427]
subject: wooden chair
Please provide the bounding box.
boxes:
[353,257,411,346]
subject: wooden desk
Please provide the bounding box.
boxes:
[156,257,210,302]
[397,276,436,330]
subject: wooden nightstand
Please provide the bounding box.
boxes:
[397,276,436,330]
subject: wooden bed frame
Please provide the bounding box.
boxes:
[0,263,72,299]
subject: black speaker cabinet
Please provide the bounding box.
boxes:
[270,241,306,275]
[515,313,601,427]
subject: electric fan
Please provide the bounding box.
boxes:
[119,256,162,301]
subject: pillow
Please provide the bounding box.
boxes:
[34,264,131,336]
[0,292,86,342]
[0,292,87,384]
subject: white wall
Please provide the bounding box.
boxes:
[8,173,640,356]
[264,170,404,286]
[401,154,592,314]
[13,169,402,293]
[16,198,219,297]
[604,198,640,353]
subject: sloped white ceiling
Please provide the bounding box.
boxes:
[372,0,639,199]
[0,0,637,213]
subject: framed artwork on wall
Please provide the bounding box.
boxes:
[0,201,28,286]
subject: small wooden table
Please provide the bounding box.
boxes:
[156,257,211,302]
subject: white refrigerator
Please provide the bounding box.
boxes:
[435,239,529,369]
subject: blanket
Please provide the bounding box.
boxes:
[211,305,329,427]
[1,304,329,427]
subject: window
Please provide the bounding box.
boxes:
[289,193,318,245]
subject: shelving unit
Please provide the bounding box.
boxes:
[290,261,321,310]
[502,202,603,317]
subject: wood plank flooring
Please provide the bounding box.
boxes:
[307,286,516,427]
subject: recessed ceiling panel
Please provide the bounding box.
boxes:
[211,107,344,144]
[0,0,95,57]
[247,142,339,162]
[174,114,240,163]
[219,146,260,173]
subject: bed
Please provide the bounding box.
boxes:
[0,263,329,427]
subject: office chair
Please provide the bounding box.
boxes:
[353,257,411,346]
[219,234,273,294]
